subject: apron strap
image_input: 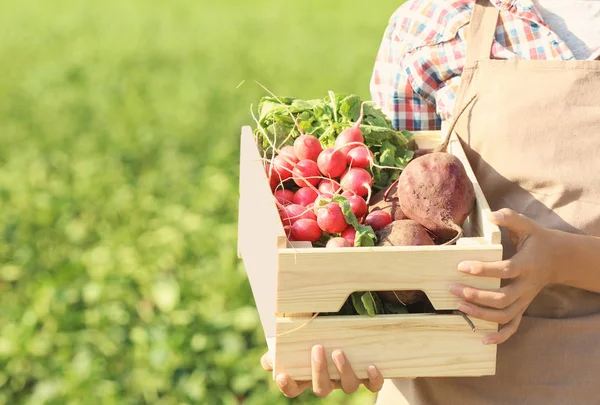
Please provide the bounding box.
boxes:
[465,0,501,66]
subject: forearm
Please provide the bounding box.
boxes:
[551,230,600,293]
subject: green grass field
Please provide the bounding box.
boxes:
[0,0,402,403]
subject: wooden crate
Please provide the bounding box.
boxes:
[237,126,503,380]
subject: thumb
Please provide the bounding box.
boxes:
[487,208,536,236]
[260,352,273,371]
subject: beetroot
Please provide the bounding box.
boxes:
[396,152,475,244]
[377,290,428,306]
[368,183,407,221]
[375,220,434,247]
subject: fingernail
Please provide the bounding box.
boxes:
[367,365,378,379]
[482,338,494,345]
[458,262,472,273]
[332,350,345,368]
[490,211,504,222]
[312,345,324,364]
[457,302,472,315]
[449,284,462,295]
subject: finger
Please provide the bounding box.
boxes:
[487,208,536,236]
[458,259,520,279]
[482,312,523,345]
[449,284,519,309]
[311,345,334,398]
[331,350,361,394]
[275,374,311,398]
[260,352,273,371]
[363,365,385,393]
[457,298,523,325]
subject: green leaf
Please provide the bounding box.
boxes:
[351,293,368,316]
[331,196,377,247]
[291,99,323,110]
[339,95,361,122]
[395,149,415,168]
[361,292,377,317]
[379,140,396,167]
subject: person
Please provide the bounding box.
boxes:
[261,0,600,402]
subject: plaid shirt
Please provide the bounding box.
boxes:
[370,0,600,131]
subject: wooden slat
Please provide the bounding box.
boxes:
[447,134,502,244]
[276,245,502,313]
[274,314,497,380]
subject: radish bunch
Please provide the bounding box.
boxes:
[264,123,379,248]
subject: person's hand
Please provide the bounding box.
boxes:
[260,345,384,398]
[449,208,566,345]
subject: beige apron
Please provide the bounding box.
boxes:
[376,1,600,403]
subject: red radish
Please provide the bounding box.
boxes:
[313,193,333,214]
[316,203,347,234]
[292,160,321,188]
[341,190,355,198]
[318,179,341,195]
[280,204,316,226]
[346,146,373,169]
[326,237,351,248]
[274,189,295,206]
[293,187,318,206]
[271,155,294,181]
[341,226,356,246]
[348,195,367,218]
[334,103,366,157]
[279,146,299,163]
[340,168,372,198]
[396,152,475,243]
[291,219,322,243]
[294,135,323,162]
[265,164,282,192]
[334,130,364,157]
[365,210,392,231]
[317,148,346,178]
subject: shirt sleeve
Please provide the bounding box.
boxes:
[369,8,443,132]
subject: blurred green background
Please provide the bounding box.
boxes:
[0,0,401,403]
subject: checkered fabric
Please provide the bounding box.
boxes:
[370,0,600,131]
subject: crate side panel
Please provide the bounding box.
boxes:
[277,246,502,313]
[274,314,497,380]
[239,126,287,339]
[448,134,502,244]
